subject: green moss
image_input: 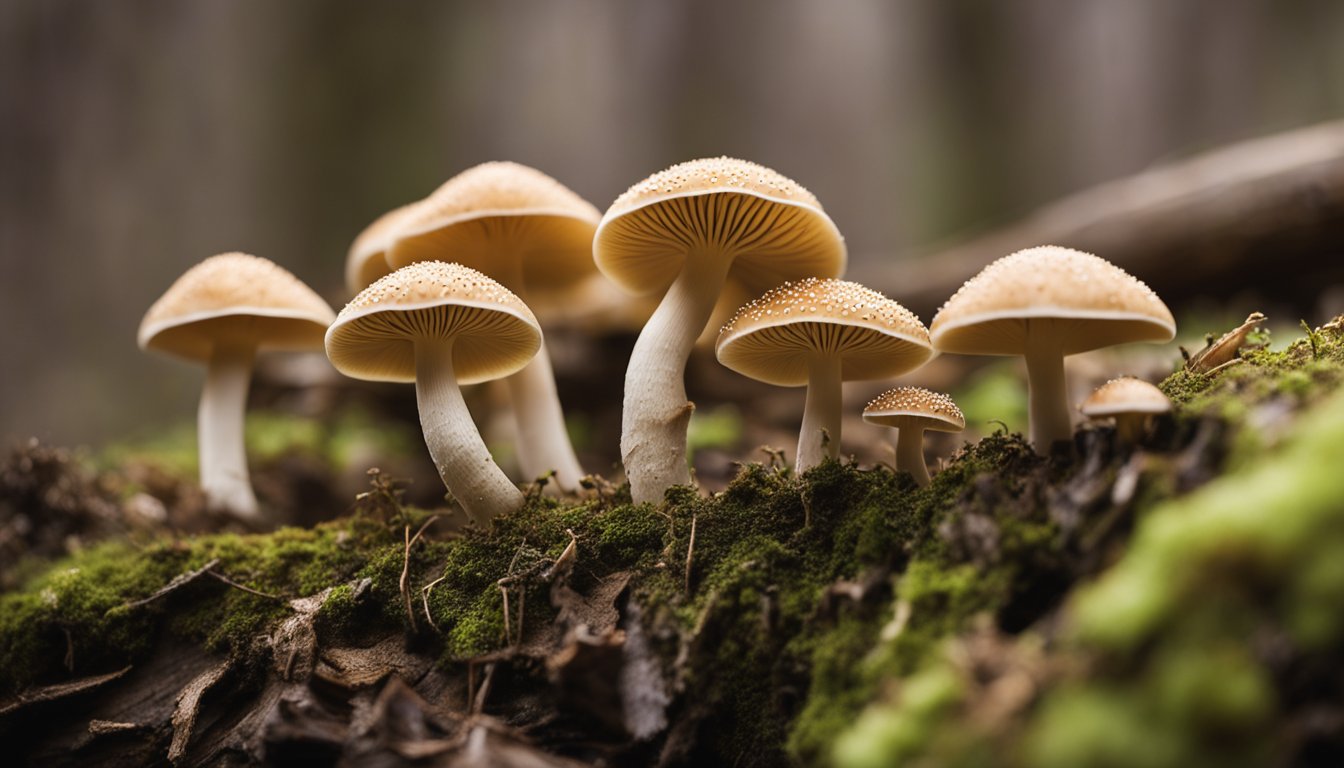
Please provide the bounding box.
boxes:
[831,665,965,768]
[1071,387,1344,651]
[7,318,1343,761]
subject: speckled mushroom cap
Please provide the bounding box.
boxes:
[715,278,932,386]
[863,387,966,433]
[1079,377,1172,417]
[325,261,540,385]
[929,246,1175,355]
[139,252,336,362]
[345,202,423,296]
[594,157,846,298]
[386,162,600,293]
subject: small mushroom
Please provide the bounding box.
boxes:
[863,388,965,487]
[387,162,600,493]
[716,278,933,472]
[596,158,846,503]
[929,246,1175,451]
[138,253,336,520]
[1080,377,1172,445]
[325,261,540,524]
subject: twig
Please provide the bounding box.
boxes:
[499,584,512,644]
[400,515,441,632]
[205,568,282,601]
[118,558,220,611]
[685,514,697,594]
[471,661,497,715]
[62,627,74,672]
[421,575,446,633]
[541,529,578,582]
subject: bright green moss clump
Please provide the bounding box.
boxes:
[828,320,1344,768]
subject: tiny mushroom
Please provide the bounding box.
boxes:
[344,202,423,296]
[1080,377,1172,444]
[387,162,600,492]
[863,387,965,487]
[929,246,1175,451]
[716,278,933,473]
[138,253,336,520]
[325,261,540,524]
[596,157,846,503]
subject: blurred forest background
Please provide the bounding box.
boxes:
[3,0,1344,452]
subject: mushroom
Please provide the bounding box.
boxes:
[344,202,423,296]
[1080,377,1172,444]
[928,246,1175,451]
[595,157,846,503]
[386,162,599,493]
[138,253,336,520]
[716,278,932,472]
[325,261,541,524]
[862,387,965,487]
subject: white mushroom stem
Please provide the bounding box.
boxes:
[1023,323,1072,450]
[491,258,586,494]
[414,337,523,524]
[198,342,260,520]
[506,342,585,491]
[796,353,842,473]
[622,255,734,505]
[894,428,931,487]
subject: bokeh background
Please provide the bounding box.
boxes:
[3,0,1344,468]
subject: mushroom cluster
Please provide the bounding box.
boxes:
[595,157,846,504]
[716,278,932,472]
[930,246,1175,450]
[140,161,1180,524]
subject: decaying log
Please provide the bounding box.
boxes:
[866,120,1344,318]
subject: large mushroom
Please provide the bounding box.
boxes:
[863,387,965,487]
[325,261,541,524]
[929,246,1175,451]
[716,278,932,472]
[138,253,336,520]
[386,162,599,492]
[595,157,846,503]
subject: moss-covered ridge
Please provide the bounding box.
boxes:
[829,318,1344,768]
[3,316,1342,766]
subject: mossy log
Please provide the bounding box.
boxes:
[3,318,1344,766]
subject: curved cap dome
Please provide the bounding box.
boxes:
[345,202,423,295]
[386,162,600,293]
[929,246,1175,356]
[715,278,931,386]
[325,261,540,385]
[595,157,846,298]
[1080,377,1172,417]
[138,252,335,362]
[863,387,966,433]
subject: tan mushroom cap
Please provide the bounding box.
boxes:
[1080,377,1172,417]
[715,278,932,386]
[863,387,966,433]
[325,261,540,385]
[345,202,423,295]
[594,157,846,298]
[386,162,600,292]
[929,246,1175,355]
[138,252,336,361]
